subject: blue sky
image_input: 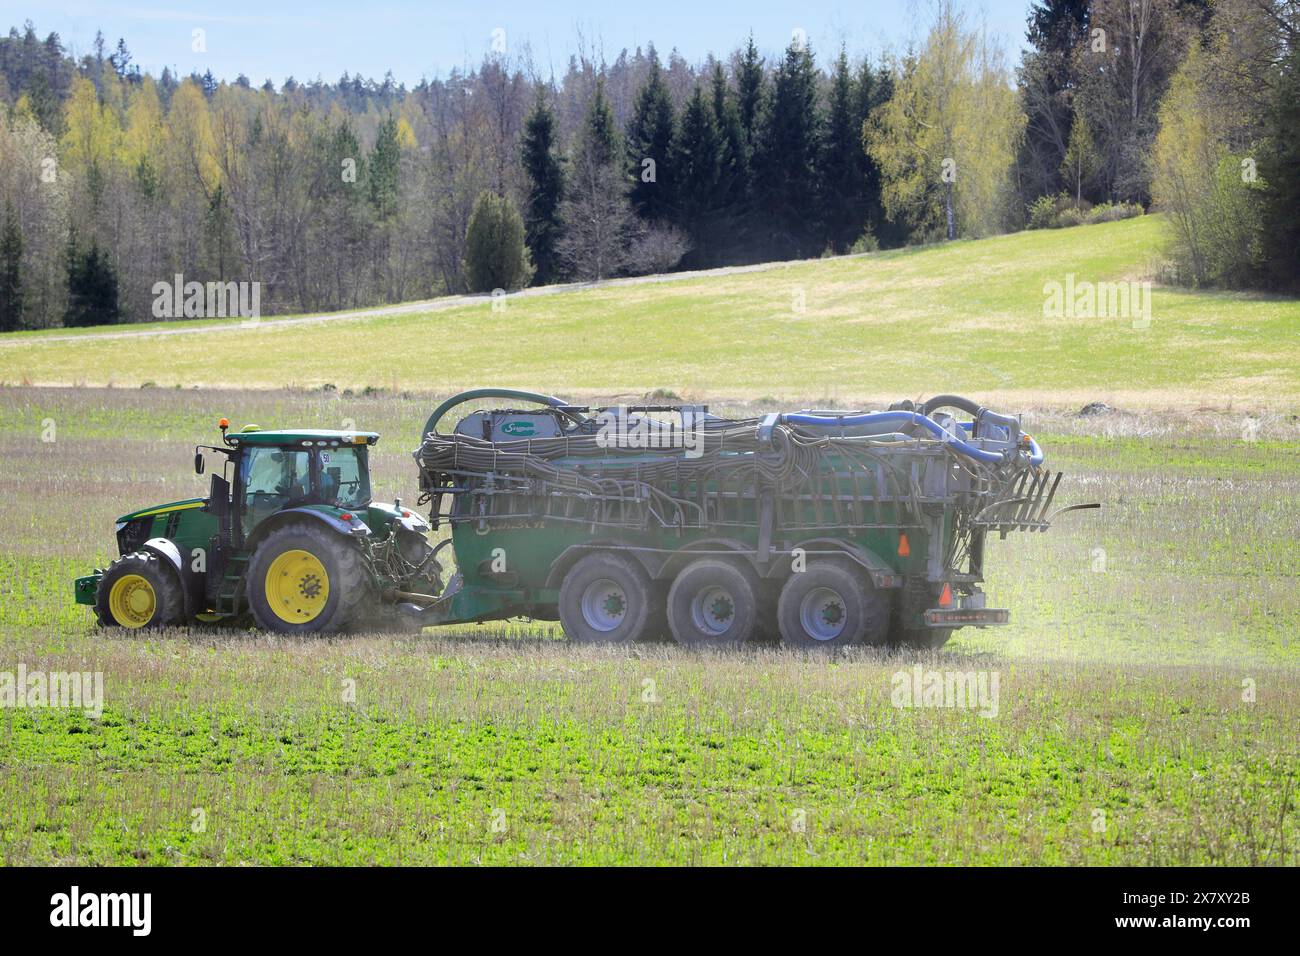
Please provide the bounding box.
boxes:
[3,1,1032,86]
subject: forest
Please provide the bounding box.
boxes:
[0,0,1296,331]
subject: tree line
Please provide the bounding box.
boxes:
[1019,0,1298,289]
[0,2,1297,332]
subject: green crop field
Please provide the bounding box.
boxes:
[0,385,1296,865]
[3,216,1300,411]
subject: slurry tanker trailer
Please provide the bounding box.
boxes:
[78,389,1092,649]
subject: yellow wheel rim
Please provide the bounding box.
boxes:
[266,549,330,624]
[108,573,156,628]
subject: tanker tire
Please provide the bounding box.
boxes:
[893,627,955,651]
[777,561,891,649]
[666,558,762,649]
[558,552,663,645]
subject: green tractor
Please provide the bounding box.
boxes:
[74,419,443,633]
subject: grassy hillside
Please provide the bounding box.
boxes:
[3,216,1298,410]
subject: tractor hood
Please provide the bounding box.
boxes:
[115,498,206,525]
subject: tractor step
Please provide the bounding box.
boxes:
[214,554,250,615]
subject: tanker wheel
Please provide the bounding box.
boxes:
[246,523,367,634]
[666,558,762,649]
[95,551,186,630]
[892,627,955,651]
[558,552,664,644]
[776,561,891,649]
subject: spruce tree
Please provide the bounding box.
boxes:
[735,36,766,158]
[855,58,896,245]
[670,85,724,266]
[521,90,565,285]
[585,76,622,169]
[752,40,823,260]
[368,115,401,222]
[64,235,120,327]
[1261,42,1300,292]
[733,36,770,262]
[626,56,677,222]
[556,77,636,281]
[0,201,24,332]
[1019,0,1092,201]
[710,62,747,260]
[820,48,863,253]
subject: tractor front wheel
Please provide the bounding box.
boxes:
[95,551,186,630]
[246,523,368,634]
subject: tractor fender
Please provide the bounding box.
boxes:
[243,508,370,555]
[772,536,901,589]
[140,537,201,618]
[369,502,430,534]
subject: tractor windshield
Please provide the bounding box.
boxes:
[316,446,370,510]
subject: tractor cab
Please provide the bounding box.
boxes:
[213,424,378,542]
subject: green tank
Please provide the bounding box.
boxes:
[410,390,1094,649]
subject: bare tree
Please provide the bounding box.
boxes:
[557,156,636,280]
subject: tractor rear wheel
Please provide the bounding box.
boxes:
[246,523,368,634]
[666,558,762,649]
[776,561,891,649]
[95,551,186,630]
[558,552,663,644]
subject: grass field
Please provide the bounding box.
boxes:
[2,216,1299,411]
[0,386,1296,864]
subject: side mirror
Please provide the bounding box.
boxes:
[194,451,205,475]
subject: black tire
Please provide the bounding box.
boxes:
[246,522,368,634]
[558,552,663,644]
[94,550,186,630]
[754,579,782,644]
[666,558,762,649]
[893,627,955,651]
[776,561,891,649]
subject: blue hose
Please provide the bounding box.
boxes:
[782,410,1040,466]
[957,421,1044,466]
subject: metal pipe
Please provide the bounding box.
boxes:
[421,388,573,439]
